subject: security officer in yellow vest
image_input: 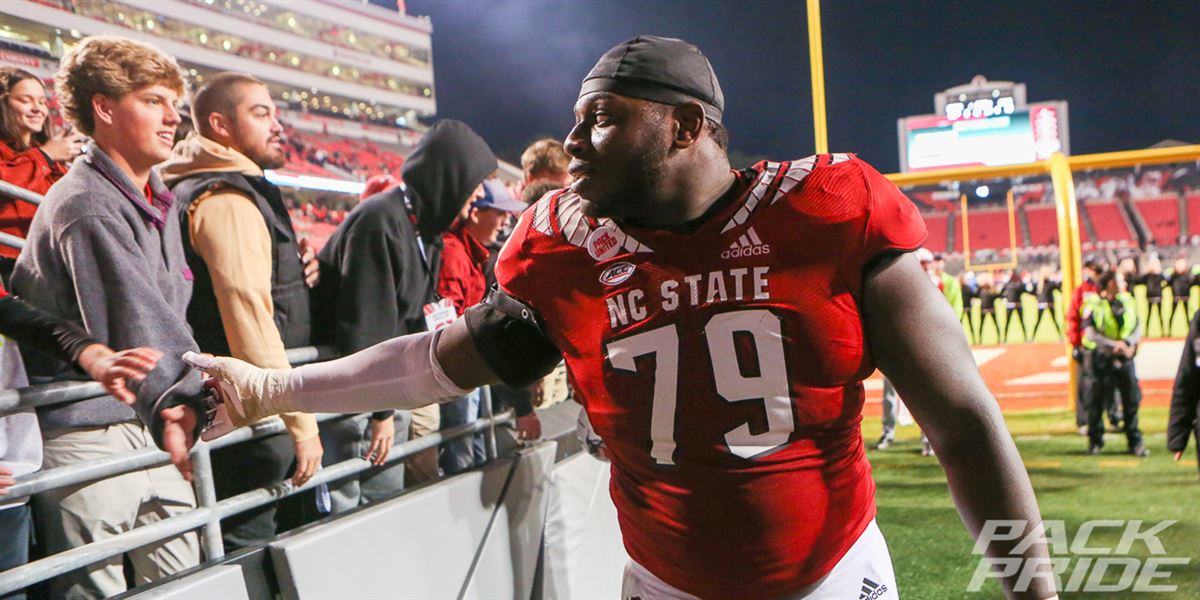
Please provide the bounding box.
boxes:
[1081,270,1148,456]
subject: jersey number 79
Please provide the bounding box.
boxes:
[605,309,795,464]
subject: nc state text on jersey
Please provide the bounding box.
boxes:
[606,266,771,329]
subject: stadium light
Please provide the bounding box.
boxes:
[264,171,365,196]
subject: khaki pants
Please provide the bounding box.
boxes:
[404,404,441,485]
[36,422,200,600]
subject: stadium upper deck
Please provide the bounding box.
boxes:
[0,0,434,127]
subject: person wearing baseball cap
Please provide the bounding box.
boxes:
[471,179,526,217]
[437,178,538,474]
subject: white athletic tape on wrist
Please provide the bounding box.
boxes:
[183,351,292,427]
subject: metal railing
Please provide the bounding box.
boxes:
[0,179,43,207]
[0,343,512,597]
[0,177,519,596]
[0,179,37,252]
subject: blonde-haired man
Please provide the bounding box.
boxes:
[519,137,570,188]
[12,35,203,598]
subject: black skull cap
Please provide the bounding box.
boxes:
[580,35,724,124]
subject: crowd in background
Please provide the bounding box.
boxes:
[935,250,1200,346]
[0,34,567,600]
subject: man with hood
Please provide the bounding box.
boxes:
[311,119,495,492]
[160,72,322,549]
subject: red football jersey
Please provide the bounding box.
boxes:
[496,154,927,598]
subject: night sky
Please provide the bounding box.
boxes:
[396,0,1200,173]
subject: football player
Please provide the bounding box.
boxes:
[168,37,1055,600]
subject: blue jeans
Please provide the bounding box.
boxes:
[319,411,412,513]
[0,504,31,600]
[439,389,486,475]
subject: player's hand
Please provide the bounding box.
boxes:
[516,412,542,443]
[159,405,198,481]
[1175,451,1183,462]
[292,435,323,486]
[298,238,320,288]
[182,351,289,428]
[77,344,163,404]
[366,415,395,466]
[0,466,14,496]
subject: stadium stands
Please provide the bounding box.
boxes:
[920,212,949,253]
[962,207,1013,252]
[1024,203,1059,247]
[279,127,406,181]
[1132,195,1181,245]
[1084,201,1134,242]
[1188,192,1200,237]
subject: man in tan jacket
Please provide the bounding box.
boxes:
[161,72,322,550]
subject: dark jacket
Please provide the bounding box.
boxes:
[1140,272,1165,301]
[171,172,311,354]
[0,282,95,363]
[314,120,496,355]
[1168,270,1192,299]
[979,286,1000,312]
[1002,276,1032,304]
[1168,310,1200,473]
[1035,276,1060,305]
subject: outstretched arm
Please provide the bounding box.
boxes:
[185,325,479,429]
[862,253,1055,600]
[182,289,563,431]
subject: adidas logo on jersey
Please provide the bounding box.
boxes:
[859,577,888,600]
[721,227,770,259]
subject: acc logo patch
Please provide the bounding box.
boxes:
[599,262,636,286]
[586,225,622,261]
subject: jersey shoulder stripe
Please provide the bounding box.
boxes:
[530,188,560,236]
[767,153,853,205]
[721,153,852,232]
[524,189,652,259]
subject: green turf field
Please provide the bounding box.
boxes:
[862,407,1198,598]
[962,285,1200,345]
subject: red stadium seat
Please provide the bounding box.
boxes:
[1132,195,1180,244]
[1084,201,1133,242]
[920,212,948,253]
[1024,204,1059,247]
[1188,192,1200,237]
[960,208,1012,252]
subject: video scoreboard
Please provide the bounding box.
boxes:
[898,76,1069,172]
